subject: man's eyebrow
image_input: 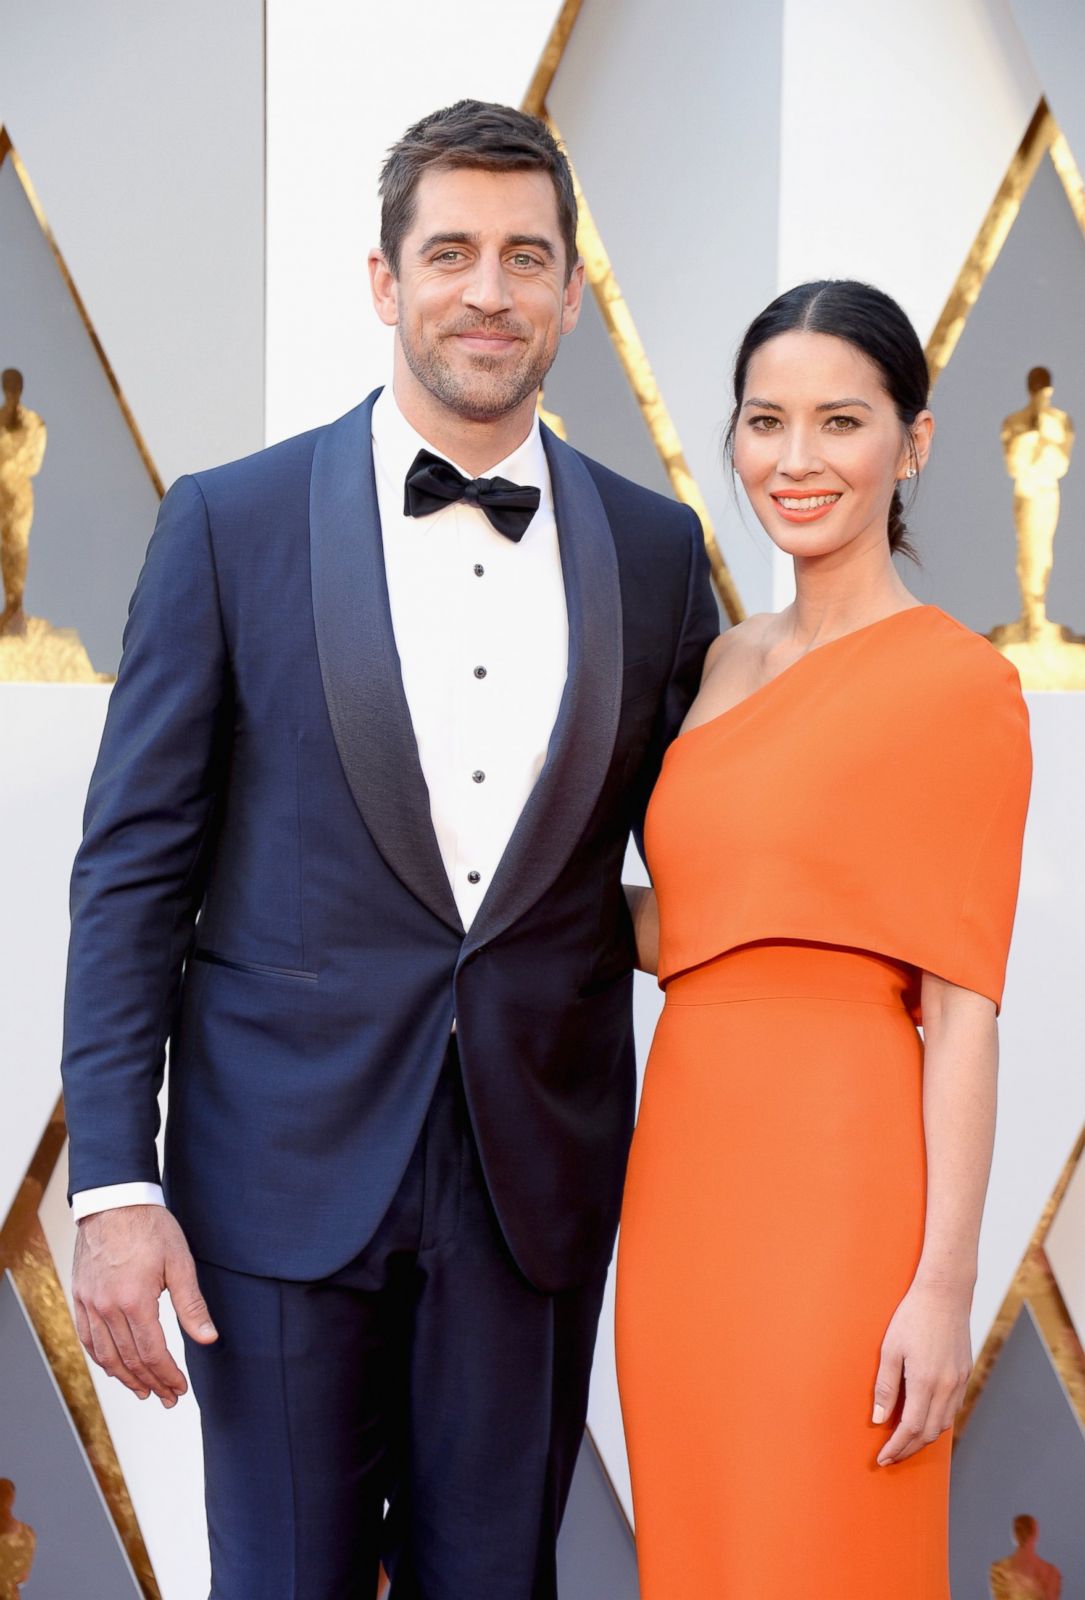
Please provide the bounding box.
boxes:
[418,231,478,254]
[417,231,556,259]
[503,234,556,259]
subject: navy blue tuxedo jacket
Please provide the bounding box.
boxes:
[61,390,718,1292]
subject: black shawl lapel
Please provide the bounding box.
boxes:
[309,390,463,935]
[460,426,623,961]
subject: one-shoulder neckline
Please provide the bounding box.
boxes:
[676,604,945,744]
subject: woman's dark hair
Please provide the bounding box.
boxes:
[724,280,930,560]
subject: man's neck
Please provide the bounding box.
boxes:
[391,373,538,479]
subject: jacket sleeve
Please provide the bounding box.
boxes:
[630,506,719,859]
[61,475,231,1198]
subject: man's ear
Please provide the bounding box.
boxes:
[560,257,586,337]
[369,250,399,328]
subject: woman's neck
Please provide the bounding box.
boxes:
[784,543,917,649]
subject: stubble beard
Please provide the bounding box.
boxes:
[400,323,558,423]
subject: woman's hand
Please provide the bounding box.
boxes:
[872,1276,972,1466]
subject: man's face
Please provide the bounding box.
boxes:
[371,166,583,423]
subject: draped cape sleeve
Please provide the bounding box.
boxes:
[645,608,1031,1013]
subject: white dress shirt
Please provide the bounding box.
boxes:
[73,385,568,1221]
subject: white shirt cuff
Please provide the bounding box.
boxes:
[71,1182,166,1221]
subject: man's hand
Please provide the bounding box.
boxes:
[72,1205,218,1406]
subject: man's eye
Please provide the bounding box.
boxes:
[434,250,464,264]
[509,253,541,268]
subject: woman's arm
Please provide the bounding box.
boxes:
[873,972,999,1465]
[624,884,660,976]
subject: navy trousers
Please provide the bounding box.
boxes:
[183,1045,608,1599]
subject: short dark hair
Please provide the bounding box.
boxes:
[1027,365,1052,392]
[724,280,930,560]
[379,99,579,280]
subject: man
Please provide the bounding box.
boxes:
[63,100,717,1598]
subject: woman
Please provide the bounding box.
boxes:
[617,280,1031,1598]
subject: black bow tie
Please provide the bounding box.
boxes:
[403,448,541,543]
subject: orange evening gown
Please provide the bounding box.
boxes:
[616,606,1031,1599]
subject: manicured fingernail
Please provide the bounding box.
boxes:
[872,1405,886,1424]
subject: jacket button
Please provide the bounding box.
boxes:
[474,665,487,679]
[472,770,485,783]
[467,870,481,884]
[473,563,485,576]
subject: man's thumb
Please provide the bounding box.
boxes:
[167,1255,219,1344]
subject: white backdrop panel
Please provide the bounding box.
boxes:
[975,693,1085,1344]
[779,0,1040,342]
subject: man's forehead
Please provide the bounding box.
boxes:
[408,166,560,236]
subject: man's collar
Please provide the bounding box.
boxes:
[371,384,552,507]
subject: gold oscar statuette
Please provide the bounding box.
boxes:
[0,368,105,682]
[0,1478,35,1598]
[988,366,1085,688]
[988,1513,1062,1600]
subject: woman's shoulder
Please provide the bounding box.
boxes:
[700,613,774,678]
[911,606,1026,704]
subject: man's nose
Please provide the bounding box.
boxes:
[463,253,513,317]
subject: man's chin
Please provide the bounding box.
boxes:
[435,376,539,424]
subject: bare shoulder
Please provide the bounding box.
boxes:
[701,613,774,684]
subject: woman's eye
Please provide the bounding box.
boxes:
[749,415,781,431]
[826,415,860,431]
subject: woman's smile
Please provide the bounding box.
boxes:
[770,491,843,522]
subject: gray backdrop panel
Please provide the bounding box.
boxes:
[0,158,160,675]
[544,280,678,501]
[550,0,783,616]
[951,1306,1085,1599]
[557,1432,640,1599]
[1009,1,1085,183]
[0,0,265,487]
[909,154,1085,634]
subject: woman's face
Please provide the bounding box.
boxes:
[732,329,932,562]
